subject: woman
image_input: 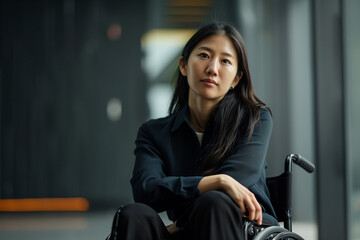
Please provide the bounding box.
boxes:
[108,22,277,240]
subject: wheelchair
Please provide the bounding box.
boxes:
[106,153,315,240]
[244,153,315,240]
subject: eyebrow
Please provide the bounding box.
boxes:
[197,46,235,58]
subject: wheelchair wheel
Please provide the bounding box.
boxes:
[272,231,304,240]
[252,226,304,240]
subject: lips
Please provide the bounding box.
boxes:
[200,78,218,85]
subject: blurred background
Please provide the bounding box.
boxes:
[0,0,359,239]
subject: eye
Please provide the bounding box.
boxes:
[222,59,231,64]
[198,53,209,58]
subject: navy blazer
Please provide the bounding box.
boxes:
[131,105,276,222]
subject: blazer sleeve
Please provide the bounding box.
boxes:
[213,109,273,188]
[130,123,203,213]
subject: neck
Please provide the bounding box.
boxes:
[188,98,218,133]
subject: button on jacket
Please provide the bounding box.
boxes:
[131,105,276,222]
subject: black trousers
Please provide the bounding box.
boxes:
[114,191,246,240]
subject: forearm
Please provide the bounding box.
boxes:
[197,174,227,194]
[132,175,203,212]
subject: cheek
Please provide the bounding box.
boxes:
[186,67,196,85]
[222,70,236,82]
[227,68,239,80]
[187,64,201,79]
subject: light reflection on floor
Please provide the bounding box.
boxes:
[0,211,318,240]
[0,211,114,240]
[289,222,318,240]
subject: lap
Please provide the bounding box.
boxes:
[112,192,278,240]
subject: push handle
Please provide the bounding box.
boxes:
[285,154,315,173]
[292,154,315,173]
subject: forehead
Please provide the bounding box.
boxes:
[193,34,237,56]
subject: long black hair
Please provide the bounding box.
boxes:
[168,22,269,175]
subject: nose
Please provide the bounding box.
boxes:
[206,59,219,76]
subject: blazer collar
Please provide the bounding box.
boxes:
[171,105,191,132]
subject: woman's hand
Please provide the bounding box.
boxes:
[166,221,181,235]
[198,174,263,225]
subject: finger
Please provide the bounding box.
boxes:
[257,213,263,226]
[245,194,261,223]
[247,205,256,221]
[239,200,247,217]
[254,207,262,225]
[253,200,263,225]
[242,196,255,221]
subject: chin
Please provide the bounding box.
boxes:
[200,94,224,102]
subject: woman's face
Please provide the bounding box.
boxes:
[179,34,241,104]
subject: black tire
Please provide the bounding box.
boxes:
[272,230,304,240]
[252,226,288,240]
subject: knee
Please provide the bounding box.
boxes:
[187,191,244,232]
[195,190,236,212]
[119,203,157,220]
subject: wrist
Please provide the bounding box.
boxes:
[198,174,229,194]
[217,174,229,190]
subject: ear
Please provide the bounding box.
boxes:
[179,57,187,76]
[231,71,243,88]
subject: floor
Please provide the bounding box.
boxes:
[0,211,317,240]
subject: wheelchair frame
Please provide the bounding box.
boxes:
[247,153,315,240]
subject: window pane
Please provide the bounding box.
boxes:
[344,0,360,239]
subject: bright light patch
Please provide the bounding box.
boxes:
[107,98,122,122]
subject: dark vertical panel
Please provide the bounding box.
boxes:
[0,0,148,207]
[312,0,347,238]
[1,0,52,198]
